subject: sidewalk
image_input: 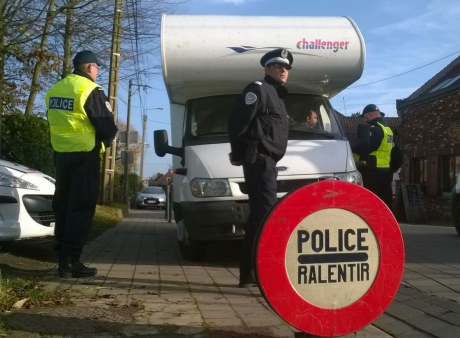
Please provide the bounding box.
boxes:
[3,211,460,337]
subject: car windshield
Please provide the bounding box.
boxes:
[186,94,343,145]
[141,186,164,194]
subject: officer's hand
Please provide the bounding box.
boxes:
[229,152,243,166]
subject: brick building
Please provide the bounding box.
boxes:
[336,112,400,143]
[396,55,460,220]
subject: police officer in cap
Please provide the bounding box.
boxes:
[228,48,293,287]
[353,104,394,210]
[46,50,118,278]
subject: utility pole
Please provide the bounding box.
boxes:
[123,79,133,202]
[141,107,163,185]
[140,113,147,185]
[101,0,123,204]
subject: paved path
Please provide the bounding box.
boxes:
[4,210,460,337]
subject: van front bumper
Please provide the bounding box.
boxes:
[180,201,249,241]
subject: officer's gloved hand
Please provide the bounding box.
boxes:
[229,152,243,166]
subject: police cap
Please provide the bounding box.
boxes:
[73,50,100,67]
[260,48,293,70]
[361,104,384,117]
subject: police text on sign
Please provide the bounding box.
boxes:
[296,229,370,284]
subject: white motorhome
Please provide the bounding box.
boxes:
[155,15,366,261]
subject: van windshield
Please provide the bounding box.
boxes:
[186,94,343,145]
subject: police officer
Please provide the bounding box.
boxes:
[46,50,118,279]
[354,104,394,210]
[228,48,293,287]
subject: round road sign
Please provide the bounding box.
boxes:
[256,180,404,337]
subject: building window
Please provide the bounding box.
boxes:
[428,74,460,93]
[413,158,427,195]
[443,155,460,193]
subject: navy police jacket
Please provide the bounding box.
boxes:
[228,75,289,162]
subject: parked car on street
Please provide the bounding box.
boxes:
[134,186,166,209]
[451,172,460,235]
[0,159,55,240]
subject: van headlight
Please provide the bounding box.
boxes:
[334,171,363,186]
[190,178,232,197]
[0,173,39,190]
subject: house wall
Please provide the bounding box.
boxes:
[399,88,460,220]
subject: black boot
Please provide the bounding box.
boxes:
[60,257,97,279]
[239,271,258,288]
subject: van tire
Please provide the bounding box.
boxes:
[179,240,208,261]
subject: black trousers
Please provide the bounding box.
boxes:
[362,171,393,211]
[53,150,100,259]
[240,155,278,281]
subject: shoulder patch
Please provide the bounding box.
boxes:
[254,81,262,85]
[105,101,112,113]
[245,92,257,105]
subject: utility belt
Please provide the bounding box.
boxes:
[245,139,267,164]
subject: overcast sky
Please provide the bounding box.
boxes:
[121,0,460,178]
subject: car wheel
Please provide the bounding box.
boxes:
[454,200,460,236]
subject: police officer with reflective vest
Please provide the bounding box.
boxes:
[354,104,394,210]
[228,48,293,287]
[46,50,118,278]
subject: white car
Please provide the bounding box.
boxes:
[135,186,166,209]
[0,159,55,240]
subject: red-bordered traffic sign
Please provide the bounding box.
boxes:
[256,180,404,337]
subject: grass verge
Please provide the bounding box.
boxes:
[89,202,125,240]
[0,277,69,312]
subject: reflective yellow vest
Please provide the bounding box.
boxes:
[46,74,105,153]
[369,122,393,168]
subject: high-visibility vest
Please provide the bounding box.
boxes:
[369,122,393,168]
[46,74,105,153]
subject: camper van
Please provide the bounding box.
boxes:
[155,15,366,261]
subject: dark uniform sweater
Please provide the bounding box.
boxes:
[228,75,289,162]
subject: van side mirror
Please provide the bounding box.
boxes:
[154,130,184,158]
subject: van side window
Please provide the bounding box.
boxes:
[319,105,331,132]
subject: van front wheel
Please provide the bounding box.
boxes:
[179,240,208,261]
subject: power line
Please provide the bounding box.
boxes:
[147,119,170,124]
[348,50,460,89]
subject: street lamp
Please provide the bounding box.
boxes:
[140,107,164,185]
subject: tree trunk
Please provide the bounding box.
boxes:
[0,0,4,156]
[24,0,56,116]
[61,2,73,79]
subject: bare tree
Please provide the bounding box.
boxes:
[2,0,186,125]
